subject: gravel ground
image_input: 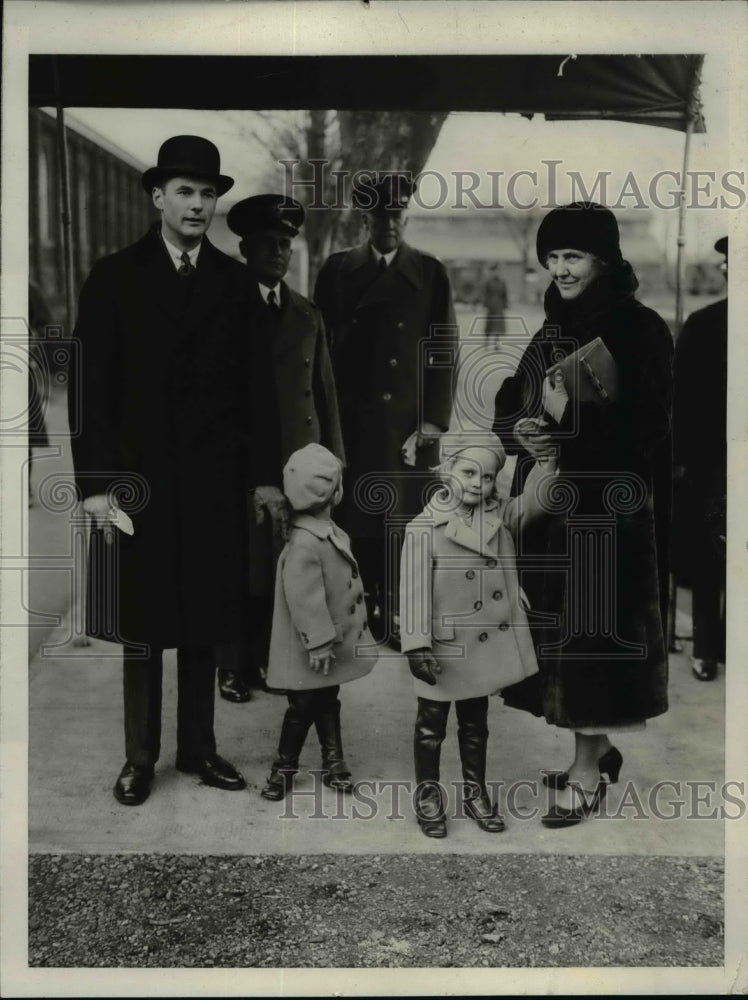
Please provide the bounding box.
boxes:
[29,853,723,968]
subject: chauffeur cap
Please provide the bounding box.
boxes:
[352,171,417,214]
[227,194,305,238]
[141,135,234,196]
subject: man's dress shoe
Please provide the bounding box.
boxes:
[175,753,247,791]
[218,670,252,703]
[692,658,718,681]
[113,761,154,806]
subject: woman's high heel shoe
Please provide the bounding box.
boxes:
[541,780,608,828]
[542,745,622,790]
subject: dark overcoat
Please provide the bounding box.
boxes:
[671,296,727,580]
[243,280,344,596]
[492,266,672,729]
[314,241,457,538]
[69,225,248,648]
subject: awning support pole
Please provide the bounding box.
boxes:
[674,115,695,338]
[668,108,697,652]
[53,58,75,334]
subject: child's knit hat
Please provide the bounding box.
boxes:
[439,431,506,470]
[283,443,343,512]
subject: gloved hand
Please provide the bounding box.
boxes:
[407,648,441,686]
[309,641,336,676]
[541,370,569,424]
[253,485,290,540]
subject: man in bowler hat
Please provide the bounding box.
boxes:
[673,236,728,681]
[216,194,344,701]
[69,135,248,804]
[314,172,457,642]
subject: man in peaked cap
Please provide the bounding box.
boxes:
[673,236,728,682]
[69,135,249,805]
[314,171,457,645]
[216,194,344,701]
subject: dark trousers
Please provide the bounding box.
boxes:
[692,544,726,662]
[217,596,272,684]
[123,645,217,766]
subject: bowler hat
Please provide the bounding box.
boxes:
[536,202,623,267]
[352,171,417,213]
[141,135,234,196]
[226,194,305,238]
[714,236,728,256]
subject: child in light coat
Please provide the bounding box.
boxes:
[262,444,377,801]
[399,431,555,837]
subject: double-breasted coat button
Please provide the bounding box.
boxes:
[486,559,498,568]
[356,594,363,604]
[493,590,503,600]
[304,388,311,397]
[397,322,405,330]
[305,416,313,425]
[474,600,483,610]
[348,580,353,589]
[465,569,476,580]
[478,632,488,642]
[498,623,509,632]
[349,605,356,614]
[382,392,392,401]
[389,358,398,367]
[304,358,311,367]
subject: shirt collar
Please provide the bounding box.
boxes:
[161,231,201,271]
[258,282,282,305]
[370,245,398,267]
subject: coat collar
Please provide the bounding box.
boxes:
[248,280,314,358]
[291,515,358,567]
[341,241,424,293]
[417,495,505,558]
[136,225,233,341]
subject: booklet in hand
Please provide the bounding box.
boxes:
[546,337,618,404]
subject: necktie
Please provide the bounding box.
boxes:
[178,251,194,276]
[379,256,388,272]
[267,289,279,310]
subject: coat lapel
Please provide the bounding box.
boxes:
[272,284,313,360]
[178,238,230,345]
[440,503,504,558]
[352,242,424,312]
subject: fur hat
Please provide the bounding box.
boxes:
[536,202,622,267]
[439,431,506,470]
[283,444,343,512]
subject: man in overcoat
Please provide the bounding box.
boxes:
[215,194,344,701]
[673,236,728,681]
[314,172,457,642]
[69,135,248,805]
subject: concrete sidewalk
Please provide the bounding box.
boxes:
[29,603,725,857]
[25,323,726,858]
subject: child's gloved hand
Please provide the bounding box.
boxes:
[407,648,441,686]
[309,641,336,676]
